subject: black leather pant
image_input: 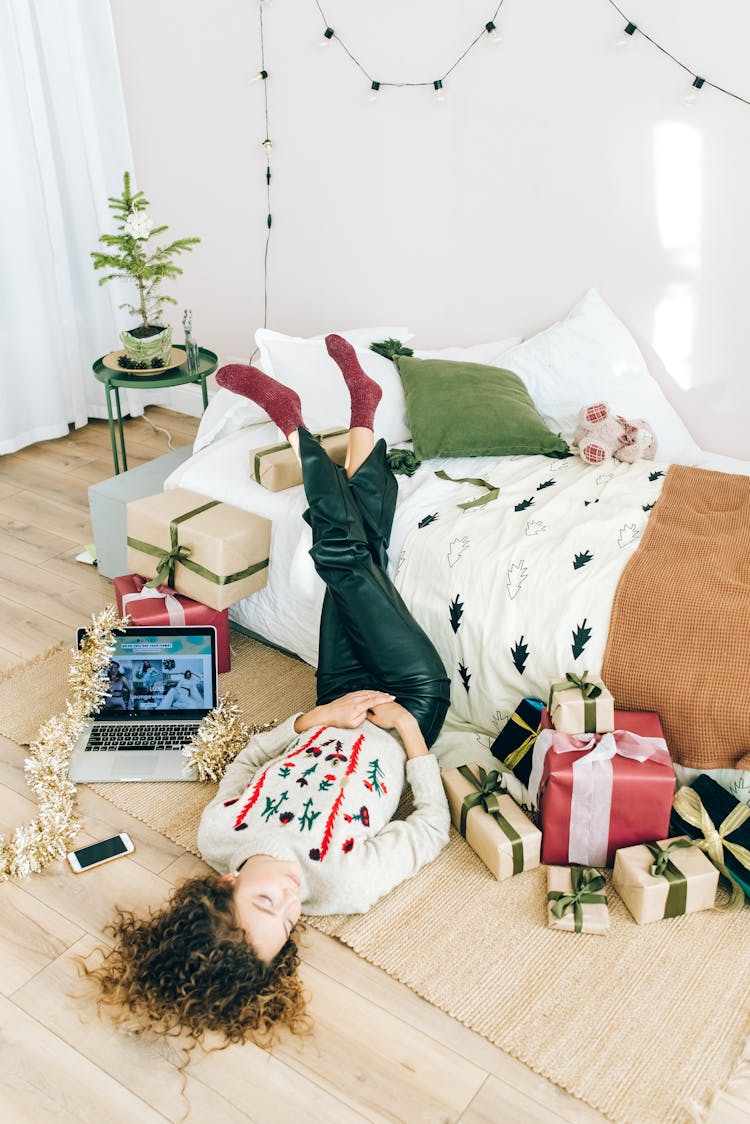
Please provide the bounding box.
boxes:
[299,427,450,748]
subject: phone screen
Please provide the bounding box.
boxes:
[73,835,129,868]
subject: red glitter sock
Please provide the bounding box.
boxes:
[215,364,304,436]
[325,334,382,430]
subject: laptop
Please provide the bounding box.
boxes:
[69,625,219,782]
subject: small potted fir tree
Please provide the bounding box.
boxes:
[91,172,200,370]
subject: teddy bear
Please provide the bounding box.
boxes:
[573,402,658,464]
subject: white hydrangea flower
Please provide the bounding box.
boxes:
[124,211,154,239]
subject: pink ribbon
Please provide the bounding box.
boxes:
[121,576,186,626]
[528,729,674,867]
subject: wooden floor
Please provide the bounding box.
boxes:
[0,412,747,1124]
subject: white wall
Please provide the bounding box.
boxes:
[110,0,750,457]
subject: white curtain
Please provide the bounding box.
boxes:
[0,0,145,456]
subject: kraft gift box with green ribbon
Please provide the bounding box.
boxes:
[441,763,541,881]
[250,428,349,492]
[548,670,615,734]
[546,866,609,934]
[127,488,271,611]
[612,837,719,924]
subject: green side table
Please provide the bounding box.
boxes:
[92,346,218,474]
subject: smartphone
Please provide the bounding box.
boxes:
[67,832,135,873]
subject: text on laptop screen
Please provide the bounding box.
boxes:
[100,632,215,715]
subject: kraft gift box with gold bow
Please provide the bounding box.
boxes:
[527,716,676,867]
[441,763,541,880]
[126,488,271,611]
[546,866,610,934]
[250,428,349,492]
[612,837,719,924]
[548,671,614,733]
[670,774,750,902]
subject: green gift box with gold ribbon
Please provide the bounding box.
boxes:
[250,428,349,492]
[547,866,609,934]
[490,697,544,787]
[548,670,614,734]
[612,837,718,924]
[441,763,541,880]
[127,487,271,611]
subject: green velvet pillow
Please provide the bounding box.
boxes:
[395,356,569,460]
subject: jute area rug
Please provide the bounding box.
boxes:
[1,635,749,1124]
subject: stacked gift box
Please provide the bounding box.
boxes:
[458,669,750,933]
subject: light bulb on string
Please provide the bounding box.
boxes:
[367,81,381,104]
[684,75,704,107]
[615,22,637,48]
[485,21,502,45]
[318,26,334,47]
[262,138,273,151]
[249,69,268,83]
[433,79,446,104]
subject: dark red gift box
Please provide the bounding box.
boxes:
[535,709,675,867]
[114,574,231,673]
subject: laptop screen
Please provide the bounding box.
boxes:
[77,626,217,718]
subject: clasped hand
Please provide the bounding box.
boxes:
[315,690,396,729]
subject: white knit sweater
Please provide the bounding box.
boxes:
[197,715,450,915]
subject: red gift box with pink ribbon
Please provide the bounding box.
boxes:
[114,574,231,673]
[528,709,676,867]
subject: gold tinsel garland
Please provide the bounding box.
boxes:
[0,605,277,879]
[0,605,128,882]
[184,696,275,783]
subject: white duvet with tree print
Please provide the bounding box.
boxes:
[395,453,667,746]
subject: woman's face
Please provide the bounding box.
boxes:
[222,855,303,962]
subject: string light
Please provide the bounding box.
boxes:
[605,0,750,107]
[615,21,637,47]
[310,0,749,110]
[313,0,505,99]
[684,75,705,108]
[250,69,268,82]
[367,80,381,103]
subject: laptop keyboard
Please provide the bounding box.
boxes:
[85,723,201,753]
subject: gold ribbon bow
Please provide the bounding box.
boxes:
[672,787,750,910]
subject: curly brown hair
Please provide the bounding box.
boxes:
[78,873,310,1051]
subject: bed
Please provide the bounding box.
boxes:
[164,291,750,795]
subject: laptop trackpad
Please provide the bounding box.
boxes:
[109,752,160,778]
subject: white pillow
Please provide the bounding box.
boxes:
[193,326,411,452]
[497,289,702,465]
[260,332,523,446]
[413,339,521,364]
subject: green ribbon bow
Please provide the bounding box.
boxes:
[386,448,422,477]
[457,764,524,874]
[548,671,603,731]
[128,499,269,592]
[435,470,500,510]
[547,867,607,932]
[647,837,692,878]
[645,839,693,918]
[672,787,750,910]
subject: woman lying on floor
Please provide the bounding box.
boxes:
[84,335,452,1050]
